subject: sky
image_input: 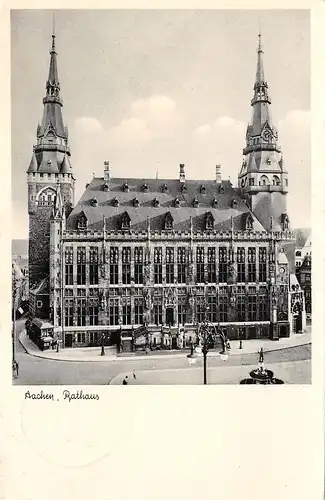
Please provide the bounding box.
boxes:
[11,9,310,239]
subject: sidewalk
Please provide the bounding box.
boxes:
[19,327,311,363]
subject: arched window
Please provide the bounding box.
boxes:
[260,175,269,186]
[273,175,281,186]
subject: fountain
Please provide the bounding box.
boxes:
[239,348,284,385]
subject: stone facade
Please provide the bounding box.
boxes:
[26,32,307,349]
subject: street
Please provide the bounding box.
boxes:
[13,319,311,385]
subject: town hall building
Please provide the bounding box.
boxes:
[26,31,307,350]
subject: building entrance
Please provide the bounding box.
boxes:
[166,307,174,326]
[65,333,73,348]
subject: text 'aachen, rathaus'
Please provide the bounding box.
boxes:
[26,31,307,351]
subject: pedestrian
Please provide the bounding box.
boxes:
[122,376,128,385]
[239,339,242,349]
[133,370,136,380]
[16,361,19,377]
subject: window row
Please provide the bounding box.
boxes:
[64,297,270,327]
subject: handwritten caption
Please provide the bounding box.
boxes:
[24,390,100,402]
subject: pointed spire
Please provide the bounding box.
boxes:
[47,22,60,93]
[255,33,265,84]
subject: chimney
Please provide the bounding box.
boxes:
[179,163,185,183]
[104,161,110,182]
[215,164,221,184]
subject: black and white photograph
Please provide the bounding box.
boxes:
[11,9,311,386]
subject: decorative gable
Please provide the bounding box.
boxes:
[123,182,129,192]
[245,213,253,230]
[193,198,199,208]
[174,198,180,208]
[121,211,131,230]
[205,212,214,230]
[164,212,174,230]
[102,183,109,192]
[153,198,160,207]
[77,211,88,230]
[90,197,98,207]
[200,184,206,194]
[112,197,119,207]
[133,198,140,207]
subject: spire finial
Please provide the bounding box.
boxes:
[258,32,263,53]
[51,15,56,53]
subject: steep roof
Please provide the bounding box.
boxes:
[67,177,266,232]
[294,227,311,248]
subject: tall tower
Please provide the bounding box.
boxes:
[238,34,289,232]
[27,29,75,289]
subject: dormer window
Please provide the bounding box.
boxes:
[123,182,129,192]
[121,212,131,230]
[245,214,253,230]
[219,185,225,194]
[142,183,149,192]
[200,185,206,194]
[193,199,199,208]
[112,197,119,207]
[91,197,98,207]
[164,212,174,230]
[133,198,140,207]
[174,198,180,208]
[162,183,168,193]
[205,212,214,230]
[103,183,109,192]
[212,198,218,208]
[153,198,160,207]
[77,211,88,230]
[181,184,187,193]
[231,198,237,209]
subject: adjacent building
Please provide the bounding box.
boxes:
[27,31,307,349]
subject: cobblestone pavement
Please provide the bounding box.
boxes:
[13,319,311,385]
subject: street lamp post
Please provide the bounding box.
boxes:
[188,306,228,385]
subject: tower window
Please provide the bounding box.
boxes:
[273,175,281,186]
[249,178,254,186]
[260,175,269,186]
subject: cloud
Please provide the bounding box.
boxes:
[74,117,103,134]
[108,117,152,145]
[131,95,176,117]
